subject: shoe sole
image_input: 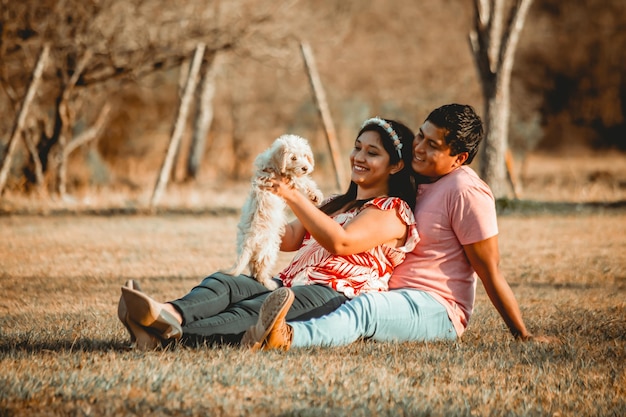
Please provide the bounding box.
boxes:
[250,287,294,352]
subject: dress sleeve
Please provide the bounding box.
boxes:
[364,197,420,252]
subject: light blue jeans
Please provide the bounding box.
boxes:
[290,289,457,347]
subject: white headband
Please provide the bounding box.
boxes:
[361,117,403,158]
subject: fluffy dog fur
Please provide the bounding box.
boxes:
[227,134,323,290]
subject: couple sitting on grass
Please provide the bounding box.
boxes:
[118,103,552,352]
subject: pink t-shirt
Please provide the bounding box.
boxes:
[389,166,498,337]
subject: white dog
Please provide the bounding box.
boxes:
[227,134,323,290]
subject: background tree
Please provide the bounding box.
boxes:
[469,0,534,199]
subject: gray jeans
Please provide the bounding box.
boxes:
[169,272,348,346]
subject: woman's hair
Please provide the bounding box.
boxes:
[320,118,417,214]
[425,104,484,164]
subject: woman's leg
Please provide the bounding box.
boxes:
[290,289,456,347]
[181,284,348,345]
[289,285,349,321]
[168,272,271,325]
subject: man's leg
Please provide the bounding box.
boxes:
[290,289,456,347]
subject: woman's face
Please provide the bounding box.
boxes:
[411,121,467,182]
[350,131,402,193]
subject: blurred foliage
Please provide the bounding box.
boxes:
[516,0,626,151]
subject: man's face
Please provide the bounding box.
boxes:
[411,121,467,182]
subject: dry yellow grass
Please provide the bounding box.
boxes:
[1,152,625,416]
[1,210,624,416]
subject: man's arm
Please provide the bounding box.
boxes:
[463,235,533,340]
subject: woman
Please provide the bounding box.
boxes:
[118,117,419,349]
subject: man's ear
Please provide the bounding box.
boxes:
[453,152,469,168]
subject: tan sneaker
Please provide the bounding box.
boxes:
[242,287,294,351]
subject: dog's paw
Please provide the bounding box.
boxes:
[256,176,273,188]
[309,189,323,204]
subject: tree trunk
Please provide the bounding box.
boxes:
[55,50,93,199]
[186,52,221,181]
[150,43,205,209]
[22,128,46,195]
[300,41,345,191]
[481,89,509,198]
[55,100,71,198]
[469,0,533,199]
[0,44,49,195]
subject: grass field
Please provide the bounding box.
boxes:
[1,152,625,416]
[1,210,624,416]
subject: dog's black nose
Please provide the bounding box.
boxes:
[302,167,308,173]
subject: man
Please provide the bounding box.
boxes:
[243,104,550,350]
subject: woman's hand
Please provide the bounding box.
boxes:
[259,175,296,200]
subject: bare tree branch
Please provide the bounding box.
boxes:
[499,0,534,81]
[489,0,505,72]
[64,103,111,157]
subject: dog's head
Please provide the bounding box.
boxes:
[258,134,315,177]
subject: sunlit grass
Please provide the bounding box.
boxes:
[1,211,624,416]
